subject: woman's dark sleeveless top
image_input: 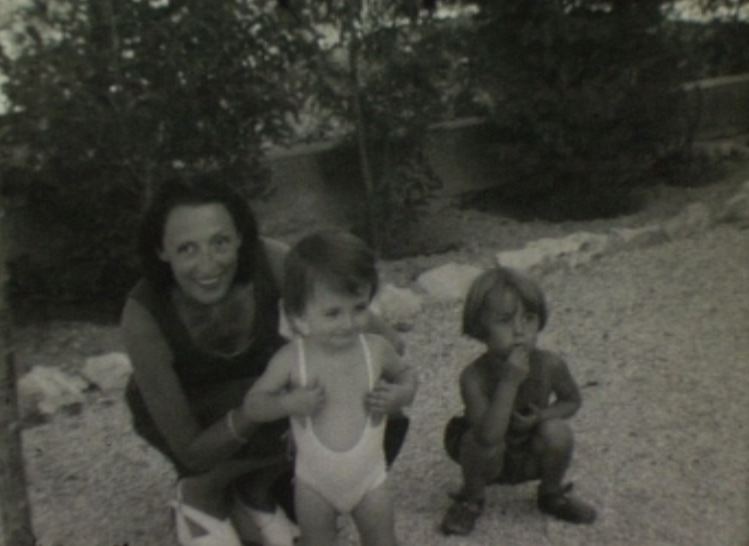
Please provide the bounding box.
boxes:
[124,249,286,474]
[131,276,282,389]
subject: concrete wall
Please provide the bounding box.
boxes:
[260,74,749,218]
[685,73,749,139]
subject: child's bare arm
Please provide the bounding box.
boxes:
[463,348,529,446]
[542,357,582,421]
[241,345,325,422]
[365,334,417,415]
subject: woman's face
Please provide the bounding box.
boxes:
[158,203,242,305]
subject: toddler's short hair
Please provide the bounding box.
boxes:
[283,230,378,317]
[462,266,548,341]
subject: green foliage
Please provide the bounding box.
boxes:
[0,0,316,307]
[465,0,693,218]
[292,1,450,255]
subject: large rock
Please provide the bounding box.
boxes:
[662,202,713,240]
[496,232,611,273]
[718,180,749,226]
[81,352,133,392]
[416,263,483,301]
[373,283,423,322]
[609,225,667,251]
[18,366,88,417]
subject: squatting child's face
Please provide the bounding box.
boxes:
[483,288,540,358]
[295,279,372,348]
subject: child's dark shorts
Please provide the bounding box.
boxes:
[443,415,539,485]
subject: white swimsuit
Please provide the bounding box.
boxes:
[291,335,387,514]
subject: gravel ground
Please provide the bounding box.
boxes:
[13,162,749,546]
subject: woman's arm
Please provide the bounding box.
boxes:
[122,299,262,473]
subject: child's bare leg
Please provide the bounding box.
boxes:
[351,481,396,546]
[295,479,339,546]
[460,430,505,500]
[532,419,573,495]
[440,431,503,535]
[532,419,596,524]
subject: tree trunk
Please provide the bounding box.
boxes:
[0,203,35,545]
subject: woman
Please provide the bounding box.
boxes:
[122,171,408,546]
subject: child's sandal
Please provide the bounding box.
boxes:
[439,494,485,536]
[537,483,597,524]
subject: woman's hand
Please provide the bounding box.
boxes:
[365,379,409,417]
[281,383,326,418]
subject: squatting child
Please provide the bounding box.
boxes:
[440,266,596,536]
[243,230,417,546]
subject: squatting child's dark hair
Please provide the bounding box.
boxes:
[283,230,378,317]
[462,266,548,341]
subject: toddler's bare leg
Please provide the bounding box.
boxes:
[351,481,396,546]
[295,479,339,546]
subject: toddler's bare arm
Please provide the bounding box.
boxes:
[242,345,325,421]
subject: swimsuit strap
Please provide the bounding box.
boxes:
[295,338,313,429]
[297,338,308,387]
[359,334,375,390]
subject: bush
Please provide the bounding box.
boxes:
[0,0,315,310]
[464,0,693,219]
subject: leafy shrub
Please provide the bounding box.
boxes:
[671,19,749,79]
[292,1,453,256]
[0,0,315,309]
[464,0,693,219]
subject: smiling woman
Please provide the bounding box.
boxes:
[158,203,243,305]
[120,171,409,546]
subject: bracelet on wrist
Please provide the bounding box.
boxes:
[226,409,248,444]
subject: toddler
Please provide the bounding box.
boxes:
[440,266,596,535]
[243,230,417,546]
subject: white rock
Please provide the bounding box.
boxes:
[372,284,423,322]
[718,180,749,225]
[416,263,483,301]
[497,232,611,272]
[662,202,713,240]
[610,225,667,250]
[81,352,133,392]
[18,366,88,416]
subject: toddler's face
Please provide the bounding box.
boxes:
[483,288,540,358]
[294,279,372,349]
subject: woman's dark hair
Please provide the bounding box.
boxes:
[137,171,261,289]
[283,230,378,317]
